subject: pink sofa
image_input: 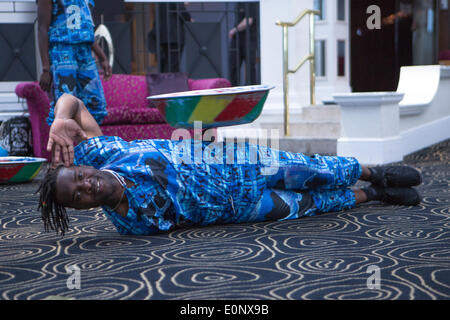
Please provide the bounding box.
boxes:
[15,74,231,160]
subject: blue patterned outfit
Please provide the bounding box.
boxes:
[74,136,362,235]
[46,0,107,125]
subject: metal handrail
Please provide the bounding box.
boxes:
[276,9,320,136]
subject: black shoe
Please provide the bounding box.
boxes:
[379,187,421,206]
[369,165,422,188]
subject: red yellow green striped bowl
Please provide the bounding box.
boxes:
[0,157,47,183]
[147,85,274,128]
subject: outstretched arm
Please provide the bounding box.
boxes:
[229,17,254,38]
[48,93,103,167]
[91,42,112,80]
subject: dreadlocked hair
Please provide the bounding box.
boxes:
[37,165,69,236]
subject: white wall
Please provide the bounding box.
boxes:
[314,0,351,103]
[0,1,36,23]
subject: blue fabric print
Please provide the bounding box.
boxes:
[74,136,362,235]
[47,43,107,125]
[46,0,106,126]
[49,0,95,44]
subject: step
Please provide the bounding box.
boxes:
[220,136,337,156]
[218,129,337,156]
[0,112,29,123]
[301,105,341,122]
[0,92,27,115]
[0,92,22,104]
[259,121,341,138]
[0,102,27,113]
[278,137,337,155]
[0,82,22,93]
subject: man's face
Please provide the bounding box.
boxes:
[55,165,117,210]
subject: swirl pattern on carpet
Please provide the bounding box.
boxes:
[0,140,449,300]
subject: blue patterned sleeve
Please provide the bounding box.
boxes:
[103,208,163,236]
[74,136,128,169]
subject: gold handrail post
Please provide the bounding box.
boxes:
[282,25,289,136]
[309,12,316,106]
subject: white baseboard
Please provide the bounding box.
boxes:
[337,115,450,165]
[401,114,450,156]
[337,136,403,165]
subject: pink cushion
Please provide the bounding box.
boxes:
[101,74,149,110]
[146,72,189,108]
[101,123,178,140]
[188,78,231,91]
[102,106,166,125]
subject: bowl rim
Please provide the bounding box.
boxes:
[147,84,275,100]
[0,156,48,164]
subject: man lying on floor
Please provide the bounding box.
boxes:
[38,93,422,236]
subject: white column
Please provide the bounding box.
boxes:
[333,92,404,165]
[259,0,314,112]
[314,0,351,103]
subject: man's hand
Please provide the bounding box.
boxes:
[39,70,52,92]
[100,59,112,81]
[91,42,112,81]
[47,118,88,167]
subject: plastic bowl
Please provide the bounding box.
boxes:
[147,85,274,129]
[0,157,47,183]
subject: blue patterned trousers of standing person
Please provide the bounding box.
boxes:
[47,43,107,126]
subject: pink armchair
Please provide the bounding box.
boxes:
[15,74,231,160]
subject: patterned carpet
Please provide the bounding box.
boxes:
[0,139,449,300]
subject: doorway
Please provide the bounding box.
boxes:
[350,0,441,92]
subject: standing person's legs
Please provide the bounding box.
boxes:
[75,43,107,125]
[47,43,78,125]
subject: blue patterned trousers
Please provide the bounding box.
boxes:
[47,43,107,126]
[238,152,362,224]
